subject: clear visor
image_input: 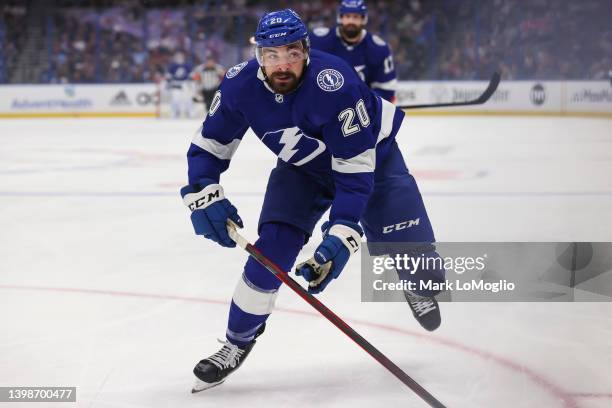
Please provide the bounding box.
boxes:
[256,40,309,67]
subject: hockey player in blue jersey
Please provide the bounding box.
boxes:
[165,52,194,118]
[310,0,397,102]
[181,9,444,392]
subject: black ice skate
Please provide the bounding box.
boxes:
[404,291,441,332]
[191,324,265,393]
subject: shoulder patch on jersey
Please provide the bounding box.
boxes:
[316,69,344,92]
[313,27,330,37]
[372,34,387,47]
[226,61,248,79]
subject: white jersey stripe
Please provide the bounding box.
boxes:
[377,98,396,144]
[371,78,398,91]
[332,148,376,173]
[192,133,241,161]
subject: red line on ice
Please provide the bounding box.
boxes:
[0,284,588,407]
[570,393,612,399]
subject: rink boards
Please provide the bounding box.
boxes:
[0,80,610,118]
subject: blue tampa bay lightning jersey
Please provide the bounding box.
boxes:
[167,63,193,88]
[310,27,397,102]
[186,49,404,224]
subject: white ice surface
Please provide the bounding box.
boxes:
[1,117,611,408]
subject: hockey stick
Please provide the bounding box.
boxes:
[226,220,447,408]
[398,72,501,109]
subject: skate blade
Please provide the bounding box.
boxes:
[191,379,225,393]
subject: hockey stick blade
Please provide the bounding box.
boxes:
[226,220,447,408]
[398,72,501,110]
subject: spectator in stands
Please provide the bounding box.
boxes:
[3,0,611,84]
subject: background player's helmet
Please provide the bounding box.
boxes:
[254,9,310,59]
[337,0,368,24]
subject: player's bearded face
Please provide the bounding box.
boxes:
[340,13,365,40]
[260,43,308,94]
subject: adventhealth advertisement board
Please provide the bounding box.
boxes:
[0,81,609,118]
[0,84,158,117]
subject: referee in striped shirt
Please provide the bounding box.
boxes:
[192,57,226,112]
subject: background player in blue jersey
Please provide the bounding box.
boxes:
[181,9,444,392]
[165,51,194,118]
[310,0,397,102]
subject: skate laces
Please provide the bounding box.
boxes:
[207,339,245,370]
[406,293,437,317]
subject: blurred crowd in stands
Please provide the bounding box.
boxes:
[0,2,28,82]
[1,0,610,83]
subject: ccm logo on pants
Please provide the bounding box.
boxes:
[382,218,420,234]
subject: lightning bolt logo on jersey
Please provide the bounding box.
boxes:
[167,62,193,89]
[168,63,192,80]
[262,127,326,166]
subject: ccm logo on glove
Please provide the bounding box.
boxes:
[183,184,225,211]
[327,223,361,253]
